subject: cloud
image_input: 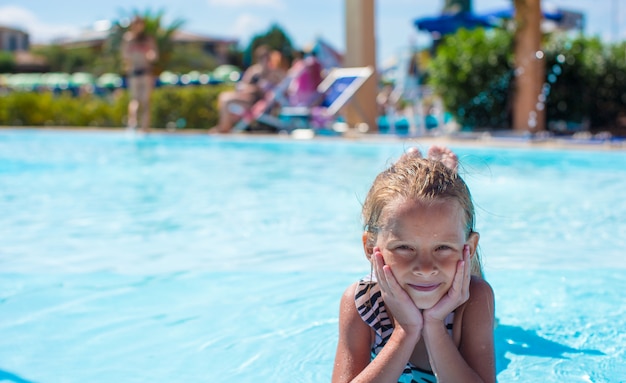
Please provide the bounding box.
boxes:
[207,0,284,8]
[0,5,80,43]
[232,13,268,41]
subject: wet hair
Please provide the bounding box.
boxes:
[362,152,483,277]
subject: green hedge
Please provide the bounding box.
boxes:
[0,85,230,130]
[428,29,626,134]
[428,28,514,130]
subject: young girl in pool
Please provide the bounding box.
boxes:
[332,146,495,383]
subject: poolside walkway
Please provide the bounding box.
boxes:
[2,125,625,151]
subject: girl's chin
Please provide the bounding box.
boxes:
[414,301,436,310]
[409,292,445,310]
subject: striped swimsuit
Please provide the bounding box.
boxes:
[354,277,455,383]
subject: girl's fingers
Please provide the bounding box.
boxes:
[373,248,401,298]
[463,245,472,290]
[449,246,470,297]
[373,248,388,289]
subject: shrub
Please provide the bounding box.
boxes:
[0,85,228,131]
[428,28,626,135]
[428,28,514,130]
[151,85,228,130]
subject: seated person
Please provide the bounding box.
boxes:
[286,50,323,107]
[213,45,284,133]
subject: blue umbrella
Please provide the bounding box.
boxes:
[479,7,563,23]
[414,11,496,36]
[414,7,564,36]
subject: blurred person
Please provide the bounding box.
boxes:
[121,16,158,132]
[286,49,323,107]
[213,45,284,133]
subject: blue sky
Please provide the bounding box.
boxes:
[0,0,623,64]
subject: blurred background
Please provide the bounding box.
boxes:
[0,0,624,136]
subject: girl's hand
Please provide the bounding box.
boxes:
[373,247,423,334]
[423,245,471,323]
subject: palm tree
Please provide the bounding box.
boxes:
[442,0,472,14]
[106,9,185,75]
[512,0,545,133]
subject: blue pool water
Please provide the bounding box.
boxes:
[1,129,625,382]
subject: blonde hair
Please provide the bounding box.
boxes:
[362,153,483,277]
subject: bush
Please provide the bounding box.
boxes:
[0,85,229,130]
[151,85,228,130]
[428,28,626,135]
[542,37,626,133]
[428,28,514,130]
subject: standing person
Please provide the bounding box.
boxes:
[332,146,496,383]
[213,45,284,133]
[121,16,158,132]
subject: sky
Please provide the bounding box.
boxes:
[0,0,624,65]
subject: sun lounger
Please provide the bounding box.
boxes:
[243,66,374,134]
[277,66,374,133]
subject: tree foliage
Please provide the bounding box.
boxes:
[31,45,96,74]
[106,9,185,75]
[244,24,295,66]
[0,51,16,72]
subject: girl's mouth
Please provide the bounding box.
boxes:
[408,283,441,292]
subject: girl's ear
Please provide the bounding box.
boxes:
[467,231,480,258]
[362,232,373,260]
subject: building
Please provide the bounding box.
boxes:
[0,25,49,72]
[55,26,239,66]
[0,25,30,52]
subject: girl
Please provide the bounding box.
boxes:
[332,146,495,383]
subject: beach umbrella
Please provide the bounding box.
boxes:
[70,72,95,88]
[96,73,124,88]
[42,72,71,90]
[180,70,200,85]
[479,6,563,23]
[158,71,179,86]
[8,73,43,90]
[198,72,212,85]
[414,7,565,37]
[212,65,241,83]
[414,12,495,36]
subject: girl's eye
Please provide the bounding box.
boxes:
[435,245,453,252]
[395,245,414,252]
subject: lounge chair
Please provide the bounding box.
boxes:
[244,66,374,134]
[230,71,292,133]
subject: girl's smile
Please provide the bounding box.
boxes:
[408,283,442,292]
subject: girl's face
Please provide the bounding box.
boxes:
[368,198,478,309]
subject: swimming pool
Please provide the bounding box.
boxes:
[1,129,625,382]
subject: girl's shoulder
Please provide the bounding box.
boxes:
[468,276,495,305]
[456,277,495,329]
[450,277,495,346]
[341,281,360,299]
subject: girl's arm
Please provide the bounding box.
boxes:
[332,283,372,383]
[423,277,496,383]
[332,282,422,383]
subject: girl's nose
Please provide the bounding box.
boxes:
[413,255,437,276]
